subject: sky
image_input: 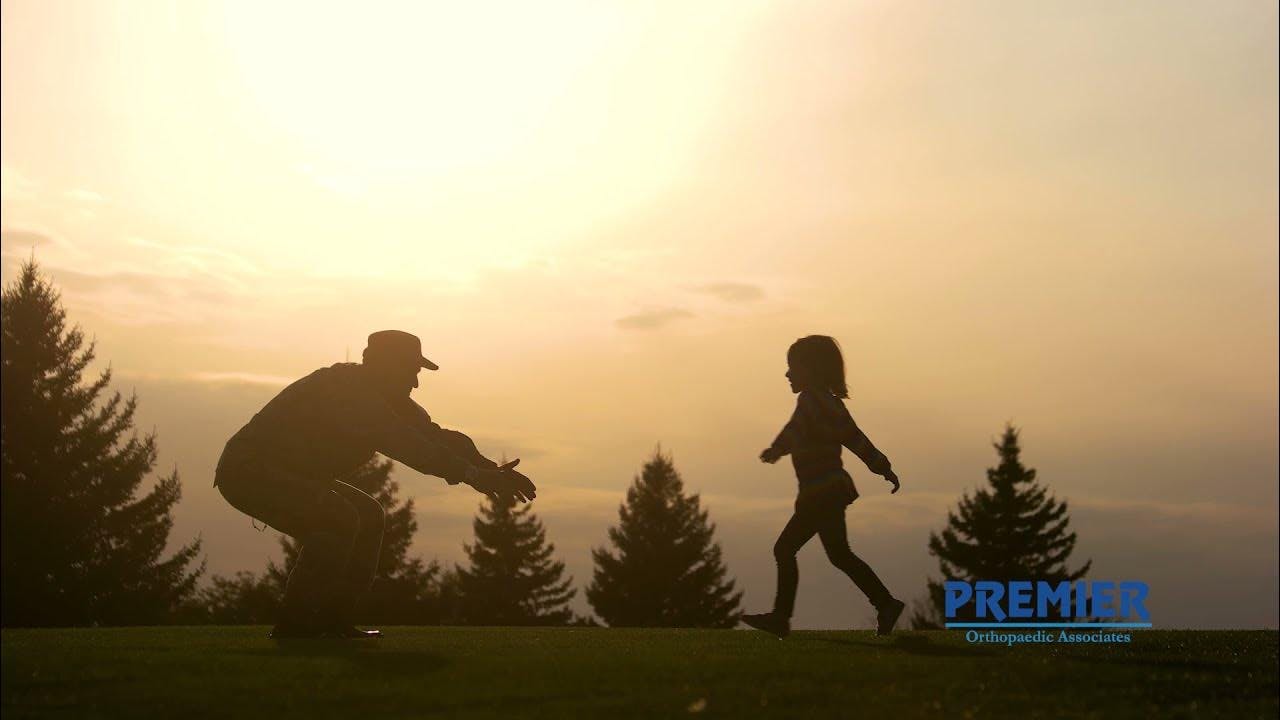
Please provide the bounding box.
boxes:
[2,0,1277,628]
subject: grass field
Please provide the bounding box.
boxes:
[2,627,1276,719]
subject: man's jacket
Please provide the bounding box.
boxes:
[221,363,492,487]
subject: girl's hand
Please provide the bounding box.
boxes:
[760,447,784,464]
[883,470,901,494]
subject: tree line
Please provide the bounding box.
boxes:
[1,261,1087,628]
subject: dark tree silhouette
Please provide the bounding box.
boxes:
[455,491,577,625]
[194,571,280,624]
[1,260,203,626]
[587,449,741,627]
[194,457,458,625]
[911,425,1091,628]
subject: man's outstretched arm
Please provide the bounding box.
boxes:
[396,399,536,501]
[339,389,486,485]
[437,428,500,474]
[375,422,477,485]
[398,401,499,481]
[374,416,534,501]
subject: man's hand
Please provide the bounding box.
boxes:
[760,447,784,464]
[469,459,537,503]
[883,469,901,494]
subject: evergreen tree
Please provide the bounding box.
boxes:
[191,571,280,624]
[1,260,203,626]
[197,457,457,625]
[455,492,577,625]
[587,449,741,627]
[912,425,1091,628]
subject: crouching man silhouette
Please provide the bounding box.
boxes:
[214,330,535,639]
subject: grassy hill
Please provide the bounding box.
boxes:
[3,627,1275,719]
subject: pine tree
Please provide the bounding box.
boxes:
[455,492,577,626]
[191,571,280,624]
[196,456,457,625]
[587,449,741,627]
[912,425,1091,628]
[1,260,203,626]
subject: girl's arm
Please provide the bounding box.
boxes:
[768,419,796,455]
[763,421,796,460]
[842,421,893,477]
[838,410,899,491]
[761,398,804,462]
[819,396,894,477]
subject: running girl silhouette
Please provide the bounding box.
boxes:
[741,335,906,637]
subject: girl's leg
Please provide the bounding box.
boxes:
[816,509,893,609]
[772,511,820,618]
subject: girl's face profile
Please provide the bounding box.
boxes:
[785,358,814,394]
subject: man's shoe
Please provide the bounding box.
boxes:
[326,625,383,639]
[876,598,906,636]
[741,612,790,639]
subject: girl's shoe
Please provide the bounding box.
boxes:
[268,621,327,640]
[876,598,906,636]
[742,612,791,639]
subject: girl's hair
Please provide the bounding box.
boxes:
[787,335,849,398]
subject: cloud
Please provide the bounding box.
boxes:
[0,165,35,200]
[694,282,765,303]
[52,267,164,293]
[1071,497,1277,534]
[40,265,240,325]
[186,371,295,387]
[61,189,107,220]
[9,236,269,326]
[125,237,264,281]
[0,227,83,263]
[466,434,548,462]
[0,228,56,249]
[615,307,695,330]
[64,189,106,204]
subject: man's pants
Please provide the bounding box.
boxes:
[215,447,384,628]
[771,505,892,619]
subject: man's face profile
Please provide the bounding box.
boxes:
[366,356,421,396]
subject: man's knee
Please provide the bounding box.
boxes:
[350,493,385,538]
[311,494,361,541]
[363,503,385,540]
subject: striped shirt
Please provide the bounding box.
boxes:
[768,390,892,484]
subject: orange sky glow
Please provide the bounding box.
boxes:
[2,0,1277,628]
